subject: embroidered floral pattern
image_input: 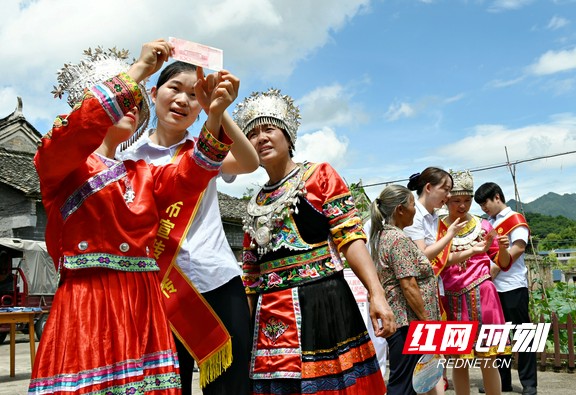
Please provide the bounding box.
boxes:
[242,162,363,293]
[60,161,127,220]
[298,265,320,278]
[256,174,302,206]
[301,332,377,378]
[270,217,309,252]
[93,73,141,124]
[262,316,290,343]
[258,255,338,292]
[64,253,159,272]
[267,272,283,287]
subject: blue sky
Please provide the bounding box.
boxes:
[1,0,575,210]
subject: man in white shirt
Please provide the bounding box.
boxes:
[475,182,537,395]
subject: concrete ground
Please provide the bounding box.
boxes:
[1,333,574,394]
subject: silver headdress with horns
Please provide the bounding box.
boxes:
[449,169,474,196]
[51,46,150,151]
[232,88,300,148]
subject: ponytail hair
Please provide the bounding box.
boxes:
[407,166,452,196]
[368,184,413,261]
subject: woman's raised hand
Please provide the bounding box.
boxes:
[195,68,240,117]
[129,39,173,83]
[447,217,467,238]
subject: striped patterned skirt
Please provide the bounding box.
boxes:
[251,272,385,395]
[28,268,180,394]
[441,276,511,358]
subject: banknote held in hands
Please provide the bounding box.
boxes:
[169,37,223,71]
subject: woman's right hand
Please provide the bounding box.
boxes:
[471,239,490,255]
[196,68,240,134]
[128,39,173,83]
[195,68,240,116]
[446,217,467,238]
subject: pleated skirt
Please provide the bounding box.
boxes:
[28,268,181,394]
[251,272,385,395]
[441,278,511,358]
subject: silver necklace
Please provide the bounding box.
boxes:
[243,164,306,255]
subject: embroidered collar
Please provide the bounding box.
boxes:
[445,215,484,251]
[263,165,300,190]
[243,163,307,255]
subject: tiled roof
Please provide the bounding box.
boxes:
[218,192,247,222]
[0,147,40,197]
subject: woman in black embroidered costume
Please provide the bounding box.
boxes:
[233,88,396,395]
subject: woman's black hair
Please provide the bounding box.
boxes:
[368,185,412,261]
[407,167,453,196]
[156,61,197,88]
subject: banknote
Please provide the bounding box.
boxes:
[169,37,223,71]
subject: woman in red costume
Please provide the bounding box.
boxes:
[234,88,396,395]
[29,39,238,394]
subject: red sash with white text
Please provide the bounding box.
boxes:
[154,141,232,388]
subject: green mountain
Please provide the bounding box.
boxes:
[508,192,576,221]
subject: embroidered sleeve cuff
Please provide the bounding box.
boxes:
[330,217,366,252]
[193,123,232,171]
[243,274,261,294]
[90,72,143,124]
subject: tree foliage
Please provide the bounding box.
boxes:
[525,212,576,251]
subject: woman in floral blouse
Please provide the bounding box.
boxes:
[368,184,444,395]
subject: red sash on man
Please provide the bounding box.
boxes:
[154,140,232,388]
[495,212,530,237]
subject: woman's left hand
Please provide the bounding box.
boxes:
[369,292,397,338]
[195,68,240,116]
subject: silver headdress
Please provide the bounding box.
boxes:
[449,169,474,196]
[232,88,300,148]
[51,46,150,151]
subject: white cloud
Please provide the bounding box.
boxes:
[527,47,576,75]
[384,102,416,121]
[444,93,465,104]
[383,94,463,122]
[486,76,525,88]
[217,127,350,198]
[543,78,576,95]
[487,0,535,12]
[218,167,269,198]
[546,15,570,30]
[0,0,371,132]
[294,127,349,166]
[435,114,576,169]
[382,114,576,203]
[298,84,369,130]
